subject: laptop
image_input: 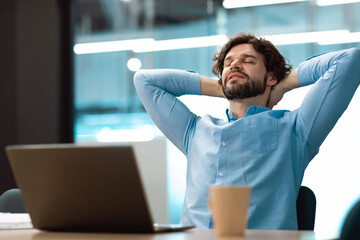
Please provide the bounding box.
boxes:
[5,143,194,233]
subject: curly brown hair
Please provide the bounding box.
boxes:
[212,33,292,84]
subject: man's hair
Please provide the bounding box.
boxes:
[212,33,292,84]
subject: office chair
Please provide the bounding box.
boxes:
[296,186,316,230]
[0,188,27,213]
[340,198,360,240]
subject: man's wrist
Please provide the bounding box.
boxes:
[281,68,301,93]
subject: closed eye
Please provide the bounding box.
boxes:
[243,55,257,64]
[243,58,256,64]
[224,62,231,67]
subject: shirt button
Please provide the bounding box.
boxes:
[218,173,224,178]
[221,142,227,147]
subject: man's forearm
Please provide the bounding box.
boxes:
[199,75,225,98]
[134,69,201,97]
[280,68,301,92]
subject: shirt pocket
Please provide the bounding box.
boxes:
[241,117,278,153]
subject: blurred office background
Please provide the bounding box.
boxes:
[73,0,360,235]
[1,0,360,236]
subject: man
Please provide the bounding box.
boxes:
[133,33,360,230]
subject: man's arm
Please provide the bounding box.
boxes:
[134,69,200,154]
[284,48,360,158]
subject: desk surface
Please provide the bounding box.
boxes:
[0,228,339,240]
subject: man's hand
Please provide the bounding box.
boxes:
[199,75,225,98]
[267,68,301,108]
[268,83,286,108]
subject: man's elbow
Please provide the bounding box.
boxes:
[133,69,146,84]
[345,48,360,85]
[133,69,152,90]
[347,47,360,64]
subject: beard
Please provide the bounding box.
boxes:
[222,70,267,100]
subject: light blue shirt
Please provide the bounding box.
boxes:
[134,48,360,230]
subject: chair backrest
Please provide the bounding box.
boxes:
[0,188,27,213]
[340,199,360,240]
[296,186,316,230]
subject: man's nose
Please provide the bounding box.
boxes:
[230,59,242,70]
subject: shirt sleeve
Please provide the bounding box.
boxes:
[296,47,360,158]
[133,69,201,154]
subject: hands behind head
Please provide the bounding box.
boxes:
[267,69,300,109]
[267,83,286,109]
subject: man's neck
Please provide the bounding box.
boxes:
[229,88,270,119]
[229,99,259,119]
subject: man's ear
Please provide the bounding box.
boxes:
[266,72,277,87]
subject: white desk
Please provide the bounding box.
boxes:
[0,228,339,240]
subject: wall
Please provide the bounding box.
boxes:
[0,0,73,195]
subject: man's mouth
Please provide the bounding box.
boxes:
[227,71,248,83]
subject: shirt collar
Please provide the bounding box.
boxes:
[226,106,271,122]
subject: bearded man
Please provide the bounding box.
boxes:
[133,33,360,230]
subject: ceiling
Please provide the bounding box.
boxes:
[76,0,223,32]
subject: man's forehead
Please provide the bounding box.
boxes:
[225,44,260,59]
